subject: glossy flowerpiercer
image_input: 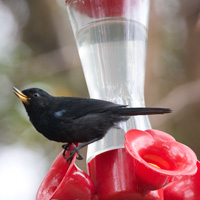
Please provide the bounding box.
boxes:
[13,87,171,162]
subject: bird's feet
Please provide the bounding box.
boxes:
[62,143,84,164]
[62,143,71,159]
[66,148,84,164]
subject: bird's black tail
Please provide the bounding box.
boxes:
[116,107,171,116]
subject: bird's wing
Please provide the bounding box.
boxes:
[52,97,125,121]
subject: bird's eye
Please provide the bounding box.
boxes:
[33,93,40,97]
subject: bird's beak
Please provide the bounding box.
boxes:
[13,87,30,104]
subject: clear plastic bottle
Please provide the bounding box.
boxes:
[66,0,150,162]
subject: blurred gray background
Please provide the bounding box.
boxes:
[0,0,200,199]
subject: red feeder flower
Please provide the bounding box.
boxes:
[36,143,95,200]
[124,129,197,191]
[164,161,200,200]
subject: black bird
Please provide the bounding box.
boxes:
[13,87,171,162]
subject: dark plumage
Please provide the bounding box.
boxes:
[13,87,171,162]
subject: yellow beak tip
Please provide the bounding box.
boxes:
[13,87,30,104]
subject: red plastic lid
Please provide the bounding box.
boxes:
[66,0,137,18]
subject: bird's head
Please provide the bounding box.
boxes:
[13,87,52,111]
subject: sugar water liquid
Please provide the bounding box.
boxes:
[75,18,151,160]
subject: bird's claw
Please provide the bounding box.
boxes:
[63,146,84,164]
[76,151,84,160]
[62,143,70,151]
[66,154,73,164]
[62,143,71,159]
